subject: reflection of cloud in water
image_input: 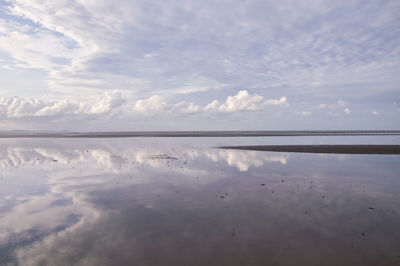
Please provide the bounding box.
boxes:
[0,146,126,173]
[10,162,400,266]
[205,149,289,171]
[0,139,399,265]
[0,143,288,172]
[0,141,226,264]
[0,187,99,264]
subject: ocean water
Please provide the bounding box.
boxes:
[0,136,399,265]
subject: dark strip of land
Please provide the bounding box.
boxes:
[218,145,400,154]
[0,130,400,138]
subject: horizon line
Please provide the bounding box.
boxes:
[1,130,400,138]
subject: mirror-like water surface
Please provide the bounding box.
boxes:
[0,137,399,265]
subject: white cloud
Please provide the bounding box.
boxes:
[372,110,379,115]
[218,90,264,112]
[133,90,288,114]
[0,90,287,123]
[0,92,123,119]
[215,91,288,112]
[204,100,219,112]
[344,107,351,115]
[134,95,167,112]
[265,96,289,107]
[133,95,202,114]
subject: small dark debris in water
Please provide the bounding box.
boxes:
[362,232,365,236]
[368,207,375,210]
[260,184,266,186]
[225,193,228,196]
[272,190,274,193]
[37,158,39,160]
[147,154,178,160]
[53,159,58,162]
[232,226,235,237]
[282,180,284,183]
[220,196,225,199]
[86,150,89,152]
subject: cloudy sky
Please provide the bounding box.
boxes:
[0,0,399,130]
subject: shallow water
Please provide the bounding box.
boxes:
[0,137,399,265]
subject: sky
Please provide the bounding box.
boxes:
[0,0,399,131]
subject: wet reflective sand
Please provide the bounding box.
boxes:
[0,137,399,265]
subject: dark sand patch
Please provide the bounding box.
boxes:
[218,145,400,154]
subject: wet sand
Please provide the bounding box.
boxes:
[218,145,400,154]
[1,130,400,138]
[1,138,399,265]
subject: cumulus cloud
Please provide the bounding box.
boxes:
[204,100,219,112]
[218,90,264,112]
[133,95,202,114]
[216,91,287,112]
[0,92,123,119]
[0,90,287,122]
[133,90,288,114]
[134,95,167,112]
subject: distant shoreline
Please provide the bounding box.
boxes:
[218,145,400,154]
[0,130,400,138]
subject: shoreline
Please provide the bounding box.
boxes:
[218,145,400,154]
